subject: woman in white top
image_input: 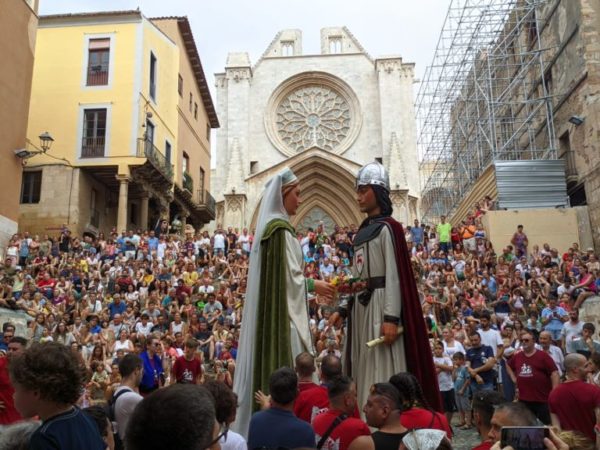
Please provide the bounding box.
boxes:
[112,329,134,354]
[441,327,466,358]
[169,313,187,336]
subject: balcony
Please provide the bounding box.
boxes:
[136,138,173,181]
[81,137,105,158]
[87,64,109,86]
[183,171,193,193]
[197,189,216,218]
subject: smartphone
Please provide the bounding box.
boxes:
[500,426,549,450]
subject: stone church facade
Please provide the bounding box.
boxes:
[212,27,420,232]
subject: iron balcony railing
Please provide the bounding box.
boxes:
[136,139,174,181]
[86,63,109,86]
[183,171,193,193]
[81,136,105,157]
[197,189,216,216]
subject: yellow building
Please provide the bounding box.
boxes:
[0,0,39,258]
[21,10,218,237]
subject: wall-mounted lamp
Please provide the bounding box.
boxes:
[569,116,585,126]
[14,131,55,160]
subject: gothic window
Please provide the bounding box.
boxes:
[275,85,351,153]
[281,41,294,57]
[329,37,342,54]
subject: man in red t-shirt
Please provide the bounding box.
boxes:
[171,338,202,384]
[507,331,559,424]
[295,354,342,423]
[0,336,27,424]
[295,352,318,393]
[312,375,373,450]
[549,353,600,444]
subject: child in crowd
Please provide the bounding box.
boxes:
[452,351,472,429]
[433,341,456,425]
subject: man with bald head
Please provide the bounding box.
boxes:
[539,330,564,376]
[548,353,600,444]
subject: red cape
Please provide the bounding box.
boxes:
[381,217,443,412]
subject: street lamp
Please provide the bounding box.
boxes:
[39,132,54,153]
[13,131,55,161]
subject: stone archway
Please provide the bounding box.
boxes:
[249,150,364,231]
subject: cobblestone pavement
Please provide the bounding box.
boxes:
[452,425,481,449]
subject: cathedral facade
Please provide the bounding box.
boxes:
[212,27,420,232]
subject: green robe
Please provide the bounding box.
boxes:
[252,218,296,401]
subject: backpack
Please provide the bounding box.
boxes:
[108,387,132,450]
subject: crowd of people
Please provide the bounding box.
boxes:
[0,203,599,449]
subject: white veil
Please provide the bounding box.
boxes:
[231,168,296,437]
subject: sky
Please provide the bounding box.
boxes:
[39,0,452,97]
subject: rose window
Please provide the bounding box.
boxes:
[275,86,352,153]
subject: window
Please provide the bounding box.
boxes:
[82,109,107,157]
[178,74,183,97]
[165,141,172,163]
[145,120,154,154]
[544,69,553,96]
[87,38,110,86]
[526,13,538,48]
[559,131,577,179]
[183,152,190,174]
[375,157,383,164]
[189,93,193,112]
[194,102,198,120]
[149,52,157,101]
[206,124,211,142]
[281,41,294,56]
[21,171,42,204]
[250,161,258,174]
[329,37,342,54]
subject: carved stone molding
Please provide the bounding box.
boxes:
[226,68,252,82]
[375,58,402,74]
[265,71,362,157]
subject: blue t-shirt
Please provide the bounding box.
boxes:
[148,237,159,251]
[108,301,126,319]
[454,366,470,392]
[248,407,315,450]
[466,344,495,384]
[541,306,567,331]
[411,227,424,244]
[30,407,105,450]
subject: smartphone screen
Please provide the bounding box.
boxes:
[500,426,549,450]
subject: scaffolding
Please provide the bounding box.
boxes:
[416,0,557,222]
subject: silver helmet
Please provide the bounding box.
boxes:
[356,162,390,191]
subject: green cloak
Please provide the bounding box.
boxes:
[252,218,296,406]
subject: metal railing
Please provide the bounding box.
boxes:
[197,189,216,215]
[183,171,193,193]
[136,139,174,180]
[86,64,109,86]
[81,136,105,157]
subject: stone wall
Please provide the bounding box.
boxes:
[481,207,590,256]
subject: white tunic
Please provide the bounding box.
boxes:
[350,225,407,411]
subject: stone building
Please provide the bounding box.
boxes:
[0,0,39,257]
[213,27,420,232]
[419,0,600,249]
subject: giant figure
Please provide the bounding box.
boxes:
[232,168,334,437]
[342,162,442,412]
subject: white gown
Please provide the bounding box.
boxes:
[349,225,407,411]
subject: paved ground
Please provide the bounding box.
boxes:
[451,418,481,449]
